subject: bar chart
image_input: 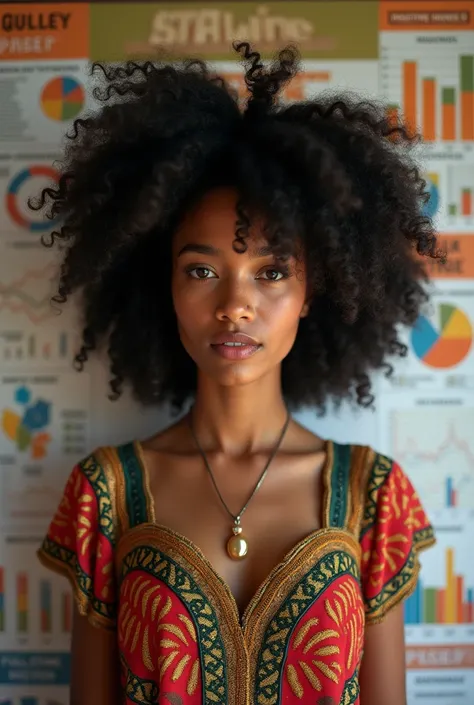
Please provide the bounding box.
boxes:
[380,34,474,143]
[405,548,474,625]
[0,331,71,366]
[0,565,72,639]
[447,164,474,222]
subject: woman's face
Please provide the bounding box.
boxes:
[172,187,308,388]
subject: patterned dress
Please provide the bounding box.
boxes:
[38,441,435,705]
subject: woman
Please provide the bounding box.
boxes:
[36,43,438,705]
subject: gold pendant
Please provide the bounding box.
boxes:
[226,524,248,560]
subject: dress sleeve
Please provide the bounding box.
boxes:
[359,454,436,625]
[37,452,117,630]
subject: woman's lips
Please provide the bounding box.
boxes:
[211,342,261,360]
[210,333,262,360]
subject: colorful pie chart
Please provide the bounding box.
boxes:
[422,174,440,219]
[411,303,472,368]
[40,76,85,121]
[6,165,59,232]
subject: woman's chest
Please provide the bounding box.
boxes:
[146,450,326,617]
[116,524,364,705]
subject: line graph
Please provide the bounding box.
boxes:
[391,407,474,509]
[0,262,56,324]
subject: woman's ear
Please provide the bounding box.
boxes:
[300,301,310,318]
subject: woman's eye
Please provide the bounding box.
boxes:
[188,267,216,279]
[259,269,286,281]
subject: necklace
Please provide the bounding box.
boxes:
[188,410,291,561]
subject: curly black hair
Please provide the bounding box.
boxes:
[32,41,443,412]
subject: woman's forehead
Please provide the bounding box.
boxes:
[174,187,270,251]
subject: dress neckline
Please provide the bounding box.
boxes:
[117,439,340,626]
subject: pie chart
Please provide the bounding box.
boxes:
[411,303,472,368]
[422,173,440,219]
[40,76,85,121]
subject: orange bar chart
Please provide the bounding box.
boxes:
[461,55,474,140]
[391,53,474,142]
[462,189,473,216]
[17,572,28,633]
[442,88,456,141]
[403,61,417,134]
[405,547,474,624]
[422,78,436,141]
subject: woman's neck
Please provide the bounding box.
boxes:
[190,371,288,456]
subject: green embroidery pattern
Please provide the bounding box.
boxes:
[341,668,360,705]
[81,453,116,543]
[359,453,393,539]
[118,442,149,528]
[328,443,352,529]
[255,550,360,704]
[122,655,159,704]
[121,545,227,705]
[40,536,116,622]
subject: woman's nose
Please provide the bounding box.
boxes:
[215,281,256,323]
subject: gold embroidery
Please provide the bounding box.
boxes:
[130,624,140,653]
[151,593,162,621]
[132,578,151,608]
[287,664,304,698]
[303,630,339,653]
[178,613,197,642]
[346,445,376,536]
[158,596,172,620]
[294,618,319,647]
[142,626,154,671]
[159,638,180,649]
[159,651,179,677]
[142,585,159,617]
[133,440,157,523]
[321,441,335,529]
[300,661,322,690]
[172,654,191,681]
[157,623,189,645]
[324,600,340,625]
[99,446,128,534]
[188,660,199,695]
[313,660,340,683]
[123,615,137,648]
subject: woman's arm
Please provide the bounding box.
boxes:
[71,608,120,705]
[358,603,407,705]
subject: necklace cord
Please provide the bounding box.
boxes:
[188,410,291,524]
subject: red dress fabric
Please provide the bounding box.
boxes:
[38,441,435,705]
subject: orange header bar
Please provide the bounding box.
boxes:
[380,1,474,31]
[423,234,474,279]
[0,4,89,60]
[406,644,474,670]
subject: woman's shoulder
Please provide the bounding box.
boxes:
[328,439,408,497]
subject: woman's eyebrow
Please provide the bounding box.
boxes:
[177,243,220,257]
[177,242,276,258]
